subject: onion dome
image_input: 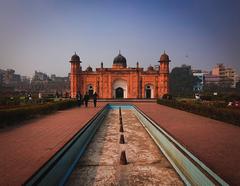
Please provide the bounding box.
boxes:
[69,52,81,63]
[86,65,93,72]
[147,65,154,71]
[113,51,127,68]
[159,51,171,62]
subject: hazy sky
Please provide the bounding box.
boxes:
[0,0,240,77]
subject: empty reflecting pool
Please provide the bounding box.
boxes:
[67,107,183,185]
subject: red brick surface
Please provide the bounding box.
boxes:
[0,103,106,186]
[135,103,240,186]
[1,102,240,185]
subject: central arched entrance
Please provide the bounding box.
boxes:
[112,79,127,98]
[87,84,94,98]
[145,84,154,99]
[146,88,151,99]
[116,87,124,99]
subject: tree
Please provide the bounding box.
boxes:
[236,81,240,91]
[169,65,197,97]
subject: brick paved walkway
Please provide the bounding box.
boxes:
[0,103,106,186]
[135,103,240,186]
[1,102,240,185]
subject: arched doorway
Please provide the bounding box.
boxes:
[87,84,94,97]
[112,79,127,98]
[145,84,154,99]
[116,87,124,99]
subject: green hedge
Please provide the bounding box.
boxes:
[157,99,240,126]
[0,100,77,127]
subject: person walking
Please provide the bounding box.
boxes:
[38,92,43,104]
[76,92,82,107]
[93,92,98,107]
[84,92,90,107]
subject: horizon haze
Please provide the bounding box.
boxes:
[0,0,240,77]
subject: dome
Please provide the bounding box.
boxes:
[86,65,93,72]
[147,65,154,71]
[159,51,171,62]
[70,52,81,63]
[113,52,127,68]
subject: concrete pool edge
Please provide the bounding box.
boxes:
[23,104,109,186]
[23,103,229,186]
[132,104,229,186]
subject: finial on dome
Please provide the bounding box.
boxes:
[164,50,166,54]
[74,51,76,55]
[70,52,81,63]
[119,50,121,55]
[158,51,171,63]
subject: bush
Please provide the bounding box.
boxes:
[0,99,77,127]
[224,94,240,102]
[200,95,212,101]
[157,99,240,126]
[162,94,173,100]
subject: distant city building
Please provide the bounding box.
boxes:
[2,69,21,85]
[31,72,69,94]
[0,68,69,94]
[0,69,4,85]
[32,71,50,82]
[212,64,238,88]
[50,74,69,82]
[192,70,205,92]
[204,73,221,85]
[0,68,31,92]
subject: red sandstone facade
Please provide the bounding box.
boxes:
[69,52,170,99]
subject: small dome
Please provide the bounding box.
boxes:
[70,52,81,63]
[159,51,171,62]
[147,65,154,71]
[113,52,127,68]
[86,66,93,72]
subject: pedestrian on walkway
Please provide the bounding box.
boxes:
[38,92,43,104]
[76,92,82,107]
[93,92,98,107]
[84,92,90,107]
[28,93,32,103]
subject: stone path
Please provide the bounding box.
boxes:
[135,102,240,186]
[0,103,105,186]
[67,109,183,185]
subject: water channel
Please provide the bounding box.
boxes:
[66,108,183,185]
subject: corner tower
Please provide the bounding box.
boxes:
[158,51,171,96]
[69,52,81,98]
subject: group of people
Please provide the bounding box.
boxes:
[76,91,98,108]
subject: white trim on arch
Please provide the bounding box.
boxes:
[112,79,128,98]
[145,84,154,98]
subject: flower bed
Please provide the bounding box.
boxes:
[157,99,240,126]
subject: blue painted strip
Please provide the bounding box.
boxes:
[24,104,228,186]
[107,104,133,110]
[59,115,105,186]
[24,105,108,186]
[133,105,229,186]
